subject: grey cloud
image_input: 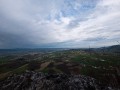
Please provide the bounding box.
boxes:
[0,0,120,48]
[0,31,33,48]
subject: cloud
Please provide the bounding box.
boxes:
[0,0,120,48]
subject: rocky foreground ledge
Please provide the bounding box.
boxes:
[0,71,117,90]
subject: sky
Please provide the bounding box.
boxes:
[0,0,120,48]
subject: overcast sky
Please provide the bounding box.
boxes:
[0,0,120,48]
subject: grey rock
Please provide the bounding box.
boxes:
[0,71,118,90]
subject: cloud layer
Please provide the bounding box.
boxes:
[0,0,120,48]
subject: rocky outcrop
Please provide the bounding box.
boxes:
[0,71,116,90]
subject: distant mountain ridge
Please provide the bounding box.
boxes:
[0,48,67,56]
[98,45,120,53]
[0,45,120,55]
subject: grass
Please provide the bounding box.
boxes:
[0,50,119,86]
[0,71,12,80]
[71,53,120,67]
[70,53,120,84]
[0,64,28,80]
[12,64,28,74]
[0,56,15,64]
[0,66,13,74]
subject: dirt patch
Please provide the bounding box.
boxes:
[69,67,81,74]
[54,62,64,66]
[40,62,51,71]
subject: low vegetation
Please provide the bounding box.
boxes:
[0,46,120,89]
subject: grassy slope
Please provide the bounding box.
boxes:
[70,53,120,84]
[12,64,28,74]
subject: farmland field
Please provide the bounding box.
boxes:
[0,46,120,89]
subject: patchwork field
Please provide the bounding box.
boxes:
[0,47,120,89]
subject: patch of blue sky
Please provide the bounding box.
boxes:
[62,0,98,17]
[46,0,98,21]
